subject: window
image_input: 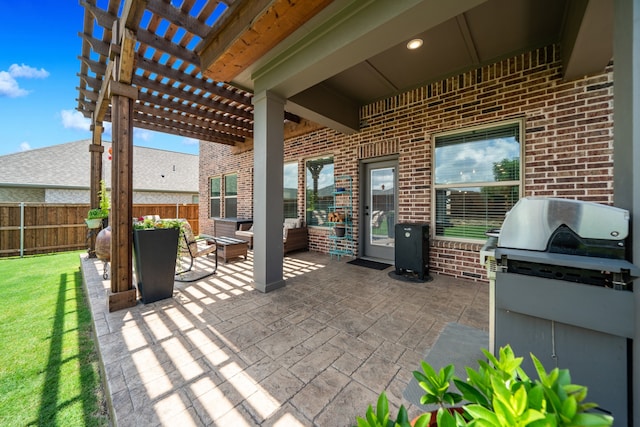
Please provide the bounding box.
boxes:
[284,162,298,219]
[224,173,237,218]
[305,156,334,226]
[209,177,221,218]
[433,120,522,240]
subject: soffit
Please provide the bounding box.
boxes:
[319,0,572,104]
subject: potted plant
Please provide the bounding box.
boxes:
[355,344,614,427]
[132,217,183,303]
[334,222,346,237]
[329,211,347,237]
[98,179,110,227]
[85,208,107,229]
[85,180,110,229]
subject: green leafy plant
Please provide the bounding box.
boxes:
[355,392,430,427]
[414,363,463,408]
[422,345,613,426]
[133,217,183,230]
[357,345,614,427]
[87,180,110,219]
[99,179,110,213]
[87,208,107,219]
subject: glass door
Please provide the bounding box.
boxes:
[362,160,397,261]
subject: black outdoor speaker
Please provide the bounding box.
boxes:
[394,223,429,280]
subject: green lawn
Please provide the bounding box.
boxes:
[0,252,108,427]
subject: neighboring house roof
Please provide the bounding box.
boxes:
[0,140,198,193]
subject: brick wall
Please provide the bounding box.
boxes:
[199,44,614,281]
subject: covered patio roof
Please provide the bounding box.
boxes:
[76,0,616,305]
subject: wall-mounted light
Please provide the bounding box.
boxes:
[407,38,423,50]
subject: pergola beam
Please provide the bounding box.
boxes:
[76,0,319,310]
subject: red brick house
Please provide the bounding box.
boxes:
[199,45,614,281]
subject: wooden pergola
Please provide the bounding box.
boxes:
[78,0,330,311]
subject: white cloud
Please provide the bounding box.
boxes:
[98,122,113,139]
[182,137,199,145]
[0,71,28,97]
[134,128,152,141]
[60,109,91,131]
[435,137,520,184]
[0,64,49,98]
[9,64,49,79]
[20,142,31,151]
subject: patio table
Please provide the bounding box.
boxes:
[206,236,248,263]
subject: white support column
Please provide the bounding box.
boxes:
[252,90,285,292]
[613,0,640,425]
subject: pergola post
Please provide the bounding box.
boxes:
[103,19,138,312]
[87,122,104,258]
[108,82,138,312]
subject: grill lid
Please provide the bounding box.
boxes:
[497,197,628,257]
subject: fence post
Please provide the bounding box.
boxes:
[20,202,24,258]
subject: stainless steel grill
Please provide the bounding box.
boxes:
[492,197,638,426]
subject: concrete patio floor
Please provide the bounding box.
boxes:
[80,250,489,426]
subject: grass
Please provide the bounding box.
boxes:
[0,252,108,427]
[443,224,491,240]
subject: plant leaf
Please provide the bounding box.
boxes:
[464,404,501,426]
[454,379,489,407]
[377,392,389,423]
[512,384,528,416]
[395,405,409,425]
[527,384,545,411]
[561,395,577,421]
[519,409,546,425]
[569,413,614,427]
[436,408,457,427]
[411,413,431,427]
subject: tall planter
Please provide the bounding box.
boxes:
[133,228,179,303]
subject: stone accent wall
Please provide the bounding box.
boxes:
[132,191,197,205]
[45,189,89,203]
[198,44,614,281]
[0,187,196,205]
[0,187,45,202]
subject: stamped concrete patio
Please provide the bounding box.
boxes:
[81,250,489,426]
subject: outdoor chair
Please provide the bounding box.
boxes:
[175,220,218,282]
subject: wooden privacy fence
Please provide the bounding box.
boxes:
[0,203,199,258]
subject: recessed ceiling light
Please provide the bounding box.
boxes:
[407,38,423,50]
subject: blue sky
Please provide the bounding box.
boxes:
[0,0,198,156]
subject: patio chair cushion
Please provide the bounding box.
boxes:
[175,219,218,282]
[180,220,217,259]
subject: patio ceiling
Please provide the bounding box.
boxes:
[76,0,613,145]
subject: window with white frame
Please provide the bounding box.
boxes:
[224,173,237,218]
[209,176,221,218]
[433,120,522,240]
[284,162,298,219]
[210,174,237,218]
[305,156,334,226]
